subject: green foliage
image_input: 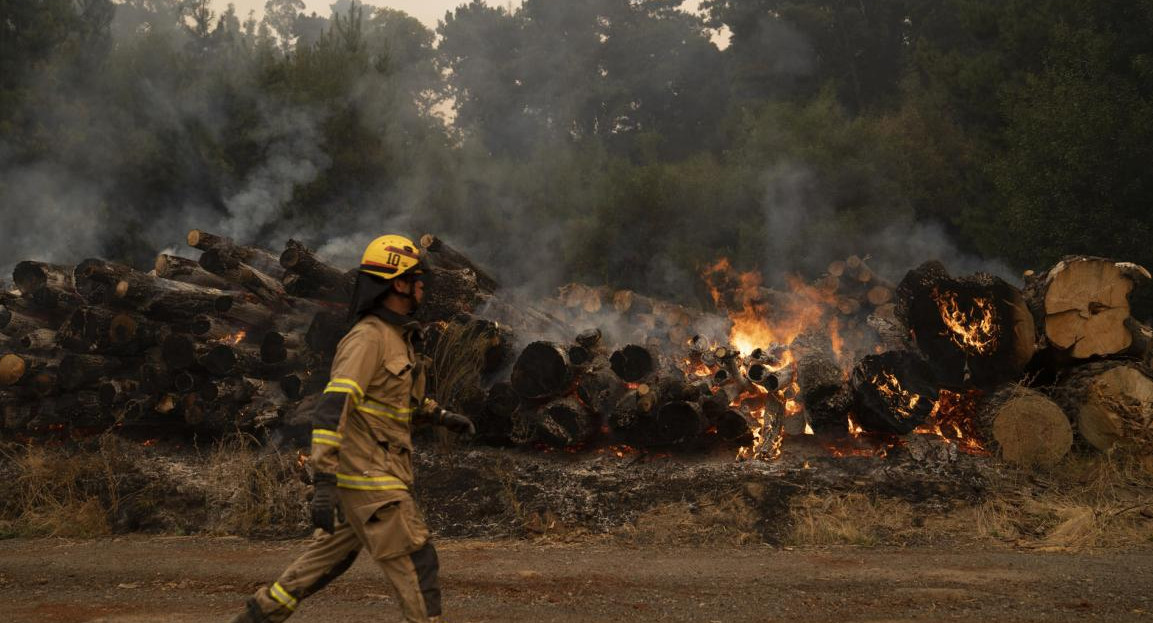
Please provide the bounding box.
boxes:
[1,0,1152,315]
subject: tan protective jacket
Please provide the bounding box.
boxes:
[310,313,437,493]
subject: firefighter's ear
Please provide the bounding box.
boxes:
[392,278,413,295]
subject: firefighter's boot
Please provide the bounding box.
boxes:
[226,597,292,623]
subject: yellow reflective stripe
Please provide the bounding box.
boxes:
[327,378,364,398]
[364,396,413,413]
[323,384,362,404]
[311,429,342,448]
[270,582,298,611]
[336,474,409,491]
[356,401,412,423]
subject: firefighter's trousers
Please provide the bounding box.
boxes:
[243,491,441,623]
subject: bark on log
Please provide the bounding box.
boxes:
[98,379,139,407]
[608,385,657,444]
[1052,361,1153,455]
[154,254,240,291]
[199,249,286,304]
[897,261,1035,388]
[115,271,232,313]
[978,385,1072,467]
[610,344,655,383]
[511,341,573,400]
[73,258,140,306]
[576,364,627,416]
[280,239,355,303]
[535,396,598,448]
[13,261,74,292]
[850,351,938,435]
[0,305,53,337]
[654,400,707,445]
[419,234,499,293]
[416,266,490,323]
[59,354,123,390]
[1024,256,1149,359]
[187,230,285,280]
[20,329,57,351]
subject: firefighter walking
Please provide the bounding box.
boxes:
[229,234,475,623]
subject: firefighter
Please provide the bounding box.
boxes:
[228,234,475,623]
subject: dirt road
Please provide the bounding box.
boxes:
[0,536,1150,622]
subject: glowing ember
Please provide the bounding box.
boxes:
[932,287,998,355]
[871,371,926,422]
[217,330,247,346]
[915,389,989,456]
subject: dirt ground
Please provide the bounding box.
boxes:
[0,536,1151,623]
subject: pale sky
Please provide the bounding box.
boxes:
[227,0,706,31]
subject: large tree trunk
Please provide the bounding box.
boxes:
[154,254,240,291]
[187,229,285,280]
[1052,361,1153,455]
[420,234,499,293]
[511,341,573,400]
[977,385,1072,467]
[279,239,355,303]
[1024,256,1150,359]
[849,351,938,435]
[535,396,598,448]
[198,249,286,305]
[897,260,1036,388]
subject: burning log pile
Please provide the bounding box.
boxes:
[3,232,1151,472]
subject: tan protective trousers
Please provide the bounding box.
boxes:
[245,492,441,623]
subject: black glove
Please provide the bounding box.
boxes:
[310,472,338,534]
[438,409,476,438]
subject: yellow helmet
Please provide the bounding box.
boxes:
[358,234,424,280]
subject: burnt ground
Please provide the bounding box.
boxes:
[2,434,1152,622]
[1,536,1152,622]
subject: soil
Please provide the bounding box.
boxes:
[1,536,1151,623]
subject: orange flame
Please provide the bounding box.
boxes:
[915,389,989,456]
[872,371,925,422]
[932,288,998,355]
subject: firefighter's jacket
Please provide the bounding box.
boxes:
[310,310,437,495]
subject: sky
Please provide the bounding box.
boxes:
[227,0,707,30]
[228,1,523,29]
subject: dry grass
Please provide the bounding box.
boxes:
[0,434,310,538]
[200,435,309,536]
[786,492,919,546]
[0,434,134,537]
[429,321,490,413]
[621,491,762,546]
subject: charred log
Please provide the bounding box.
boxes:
[511,341,573,400]
[419,235,499,293]
[610,344,655,383]
[535,396,598,448]
[850,351,938,435]
[199,249,286,304]
[280,239,355,303]
[654,400,706,446]
[187,230,285,280]
[897,261,1035,388]
[154,254,239,291]
[59,354,123,391]
[0,304,53,338]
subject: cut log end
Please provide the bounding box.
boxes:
[980,387,1072,468]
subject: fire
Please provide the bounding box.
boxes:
[932,287,998,355]
[216,330,247,345]
[915,389,989,456]
[871,371,925,422]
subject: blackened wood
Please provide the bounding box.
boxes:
[199,249,286,304]
[260,331,301,364]
[898,261,1035,388]
[139,363,173,394]
[476,381,520,445]
[608,385,657,444]
[416,266,490,324]
[511,341,573,400]
[19,329,57,351]
[711,407,754,445]
[187,229,285,280]
[154,254,239,291]
[0,304,53,337]
[98,379,139,407]
[200,377,257,402]
[419,234,499,293]
[536,396,597,448]
[59,354,123,390]
[576,364,626,416]
[73,258,140,306]
[280,239,355,303]
[654,400,706,445]
[610,344,655,382]
[850,351,938,434]
[13,261,74,292]
[222,295,276,328]
[32,391,107,430]
[114,271,232,314]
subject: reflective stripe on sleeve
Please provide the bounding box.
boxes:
[356,398,413,423]
[336,473,409,491]
[311,429,342,448]
[324,378,365,403]
[270,582,298,611]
